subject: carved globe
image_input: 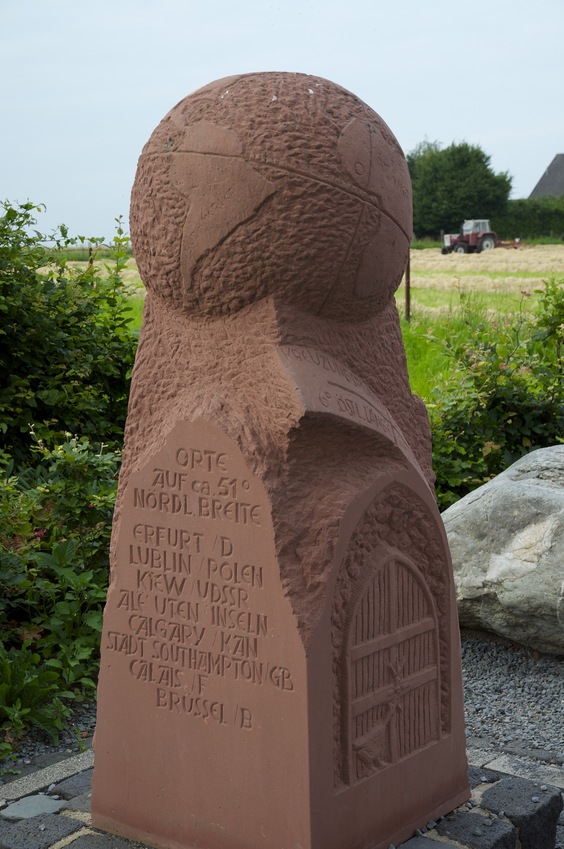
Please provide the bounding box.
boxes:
[130,72,412,321]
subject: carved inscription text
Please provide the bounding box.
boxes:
[106,426,295,731]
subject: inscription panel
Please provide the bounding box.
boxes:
[277,344,427,483]
[105,420,296,733]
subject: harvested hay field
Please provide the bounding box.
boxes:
[405,244,564,293]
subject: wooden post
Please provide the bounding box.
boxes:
[405,251,411,322]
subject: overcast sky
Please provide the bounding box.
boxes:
[2,0,562,240]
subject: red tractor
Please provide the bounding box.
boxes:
[441,219,498,254]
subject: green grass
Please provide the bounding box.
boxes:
[126,295,144,330]
[401,317,456,400]
[396,286,539,314]
[399,292,535,402]
[407,268,545,280]
[410,240,442,250]
[522,236,564,245]
[409,237,563,248]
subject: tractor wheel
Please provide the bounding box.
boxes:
[479,235,496,251]
[454,243,467,254]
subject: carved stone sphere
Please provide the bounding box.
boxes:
[130,72,412,321]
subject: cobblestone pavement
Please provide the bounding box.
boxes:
[1,743,563,849]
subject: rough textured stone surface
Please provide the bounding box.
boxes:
[53,768,93,800]
[443,446,564,655]
[130,73,412,324]
[435,812,516,848]
[556,809,564,849]
[60,791,92,813]
[481,776,563,849]
[468,766,500,789]
[0,811,81,849]
[92,72,468,849]
[401,837,460,848]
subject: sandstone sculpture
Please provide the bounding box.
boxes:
[91,72,469,849]
[444,445,564,656]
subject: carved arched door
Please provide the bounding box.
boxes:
[343,550,441,784]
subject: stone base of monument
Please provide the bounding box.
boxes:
[91,419,470,849]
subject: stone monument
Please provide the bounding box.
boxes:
[91,72,469,849]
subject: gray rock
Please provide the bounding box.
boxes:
[442,446,564,655]
[434,811,516,848]
[0,794,65,820]
[482,776,563,849]
[468,766,500,789]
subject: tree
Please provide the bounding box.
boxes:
[407,141,512,239]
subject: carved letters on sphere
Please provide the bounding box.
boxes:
[91,72,469,849]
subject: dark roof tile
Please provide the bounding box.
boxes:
[529,154,564,198]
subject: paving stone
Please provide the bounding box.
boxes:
[400,836,461,848]
[69,832,157,848]
[0,794,65,820]
[435,811,516,848]
[0,745,558,849]
[484,755,564,790]
[53,768,93,800]
[0,750,94,803]
[60,791,92,813]
[467,746,504,770]
[468,766,500,789]
[481,776,563,849]
[0,811,82,849]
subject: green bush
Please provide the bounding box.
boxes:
[0,436,120,688]
[0,433,120,764]
[494,196,564,241]
[428,279,564,509]
[0,201,135,764]
[0,201,137,466]
[0,643,70,758]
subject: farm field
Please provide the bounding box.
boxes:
[409,244,564,288]
[396,244,564,401]
[397,244,564,315]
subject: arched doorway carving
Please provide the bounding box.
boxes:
[342,548,441,785]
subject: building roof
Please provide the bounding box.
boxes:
[529,154,564,198]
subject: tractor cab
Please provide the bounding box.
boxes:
[442,219,497,254]
[461,219,491,237]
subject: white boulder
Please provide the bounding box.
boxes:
[442,446,564,656]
